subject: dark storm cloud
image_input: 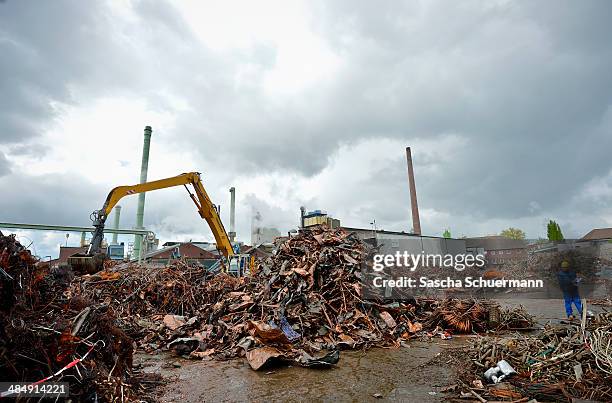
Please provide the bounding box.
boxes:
[295,0,612,220]
[0,1,94,143]
[165,0,612,223]
[1,0,611,244]
[0,0,175,146]
[0,173,107,225]
[0,1,132,145]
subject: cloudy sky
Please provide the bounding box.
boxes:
[1,0,612,258]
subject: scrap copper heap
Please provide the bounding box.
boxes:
[0,231,158,401]
[74,225,533,371]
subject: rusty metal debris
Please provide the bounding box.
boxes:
[422,299,535,334]
[0,231,160,401]
[449,312,612,401]
[0,223,552,402]
[246,346,285,370]
[424,299,491,333]
[74,226,395,368]
[72,226,535,374]
[589,297,612,306]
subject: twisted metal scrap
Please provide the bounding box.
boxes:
[457,312,612,401]
[588,323,612,375]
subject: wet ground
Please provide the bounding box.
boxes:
[136,298,608,402]
[137,340,462,402]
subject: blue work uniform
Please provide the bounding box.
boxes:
[557,269,582,317]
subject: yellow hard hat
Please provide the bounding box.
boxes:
[561,260,569,268]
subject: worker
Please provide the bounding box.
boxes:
[557,260,582,320]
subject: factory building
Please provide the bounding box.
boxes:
[302,210,341,229]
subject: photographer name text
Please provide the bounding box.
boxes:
[372,276,544,289]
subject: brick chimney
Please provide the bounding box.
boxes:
[405,147,421,235]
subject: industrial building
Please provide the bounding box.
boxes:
[141,242,219,267]
[301,210,341,229]
[465,236,528,266]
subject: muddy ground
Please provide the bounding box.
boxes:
[137,299,607,402]
[137,341,460,402]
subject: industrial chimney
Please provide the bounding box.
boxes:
[229,187,236,242]
[405,147,421,235]
[111,205,122,245]
[133,126,152,259]
[300,206,306,228]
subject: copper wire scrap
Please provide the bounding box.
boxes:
[0,231,161,402]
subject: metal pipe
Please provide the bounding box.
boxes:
[0,222,151,235]
[405,147,422,235]
[133,126,152,259]
[111,205,122,244]
[138,237,144,264]
[229,187,236,242]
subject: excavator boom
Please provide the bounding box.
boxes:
[70,172,234,273]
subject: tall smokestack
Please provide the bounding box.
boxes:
[405,147,421,235]
[229,187,236,242]
[111,205,122,244]
[300,206,306,228]
[133,126,152,259]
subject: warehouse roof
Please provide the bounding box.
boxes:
[582,228,612,241]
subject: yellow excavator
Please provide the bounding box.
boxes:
[68,172,247,274]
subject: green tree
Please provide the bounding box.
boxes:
[500,227,526,240]
[557,222,564,240]
[547,220,564,241]
[443,229,451,238]
[547,221,554,240]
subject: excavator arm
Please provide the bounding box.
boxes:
[85,172,234,259]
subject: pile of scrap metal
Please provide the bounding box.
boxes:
[589,297,612,306]
[71,261,221,341]
[0,231,158,401]
[74,226,535,372]
[75,226,395,369]
[422,299,535,333]
[448,312,612,402]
